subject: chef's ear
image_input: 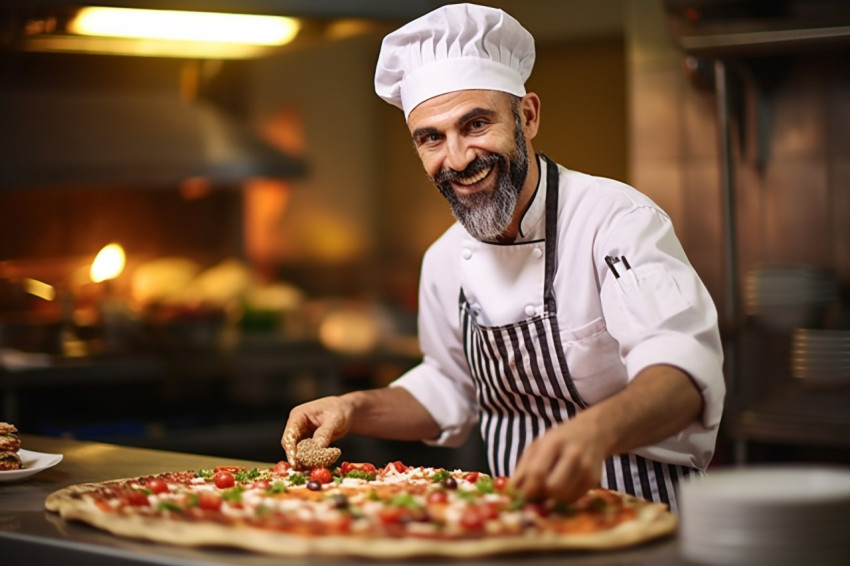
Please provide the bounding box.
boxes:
[520,92,541,140]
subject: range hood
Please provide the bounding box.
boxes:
[0,0,447,192]
[664,0,850,56]
[0,89,308,190]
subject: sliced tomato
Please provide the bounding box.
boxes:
[251,480,272,491]
[145,478,169,495]
[479,501,502,521]
[197,492,223,511]
[214,471,235,489]
[121,489,150,507]
[309,467,333,484]
[426,490,449,505]
[462,471,479,483]
[493,476,510,491]
[272,460,292,474]
[383,460,408,474]
[340,462,378,476]
[460,506,484,531]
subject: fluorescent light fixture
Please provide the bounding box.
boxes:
[69,7,300,46]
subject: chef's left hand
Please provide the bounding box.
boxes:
[511,419,606,504]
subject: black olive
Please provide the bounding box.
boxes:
[306,480,322,491]
[442,476,458,490]
[328,493,349,509]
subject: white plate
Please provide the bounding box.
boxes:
[0,449,63,481]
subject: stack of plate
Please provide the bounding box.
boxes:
[744,266,838,331]
[679,466,850,565]
[791,329,850,385]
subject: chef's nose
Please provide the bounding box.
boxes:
[443,134,475,173]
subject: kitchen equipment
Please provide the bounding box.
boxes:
[744,265,838,331]
[679,465,850,565]
[791,328,850,386]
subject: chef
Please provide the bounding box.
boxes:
[282,3,725,514]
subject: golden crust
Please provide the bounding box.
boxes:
[44,473,677,559]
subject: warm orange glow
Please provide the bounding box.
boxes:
[243,178,291,267]
[90,243,126,283]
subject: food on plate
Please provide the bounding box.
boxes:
[0,450,22,471]
[0,422,21,453]
[45,458,676,558]
[0,422,22,470]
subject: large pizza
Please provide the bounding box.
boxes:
[45,445,676,558]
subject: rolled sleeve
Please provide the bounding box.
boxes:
[390,361,478,447]
[625,334,725,430]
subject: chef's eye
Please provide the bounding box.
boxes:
[416,132,443,147]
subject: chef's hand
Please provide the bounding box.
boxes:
[511,420,606,504]
[281,396,354,467]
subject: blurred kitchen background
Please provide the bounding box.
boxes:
[1,0,848,470]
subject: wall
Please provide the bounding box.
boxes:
[248,18,628,306]
[625,0,850,318]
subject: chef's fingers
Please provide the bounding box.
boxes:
[545,446,593,503]
[512,441,553,501]
[311,412,346,448]
[281,418,310,467]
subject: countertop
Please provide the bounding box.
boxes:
[1,435,695,566]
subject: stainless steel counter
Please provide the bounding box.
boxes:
[1,435,694,566]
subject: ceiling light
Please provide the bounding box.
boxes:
[69,7,300,46]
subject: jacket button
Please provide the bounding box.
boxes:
[525,305,536,316]
[462,248,472,260]
[532,247,543,259]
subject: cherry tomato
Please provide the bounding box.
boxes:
[460,506,484,531]
[377,506,404,525]
[340,462,378,476]
[214,465,244,474]
[251,480,272,490]
[214,471,235,489]
[463,471,479,483]
[309,467,333,485]
[197,492,223,511]
[479,501,502,521]
[145,478,169,495]
[273,460,291,474]
[426,490,449,505]
[493,476,510,492]
[122,489,150,506]
[383,461,408,474]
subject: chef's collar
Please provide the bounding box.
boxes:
[515,154,546,242]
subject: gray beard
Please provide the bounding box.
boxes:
[432,132,529,241]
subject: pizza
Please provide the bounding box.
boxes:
[45,457,676,558]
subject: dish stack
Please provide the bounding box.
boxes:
[791,329,850,386]
[744,266,838,331]
[679,466,850,565]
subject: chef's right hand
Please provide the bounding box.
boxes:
[281,396,354,467]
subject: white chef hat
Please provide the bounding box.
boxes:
[374,3,535,120]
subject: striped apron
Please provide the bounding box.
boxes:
[459,155,698,513]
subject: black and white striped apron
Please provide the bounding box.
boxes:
[459,155,698,513]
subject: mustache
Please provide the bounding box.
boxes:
[433,154,500,186]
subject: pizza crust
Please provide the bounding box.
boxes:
[45,474,677,559]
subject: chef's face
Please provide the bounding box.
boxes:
[408,90,532,241]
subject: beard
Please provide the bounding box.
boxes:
[431,116,529,241]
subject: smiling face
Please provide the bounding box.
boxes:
[407,90,540,242]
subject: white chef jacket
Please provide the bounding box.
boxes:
[392,156,725,471]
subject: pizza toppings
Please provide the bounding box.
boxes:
[50,460,660,540]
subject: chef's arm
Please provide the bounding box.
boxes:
[592,363,703,456]
[512,364,702,502]
[282,387,440,464]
